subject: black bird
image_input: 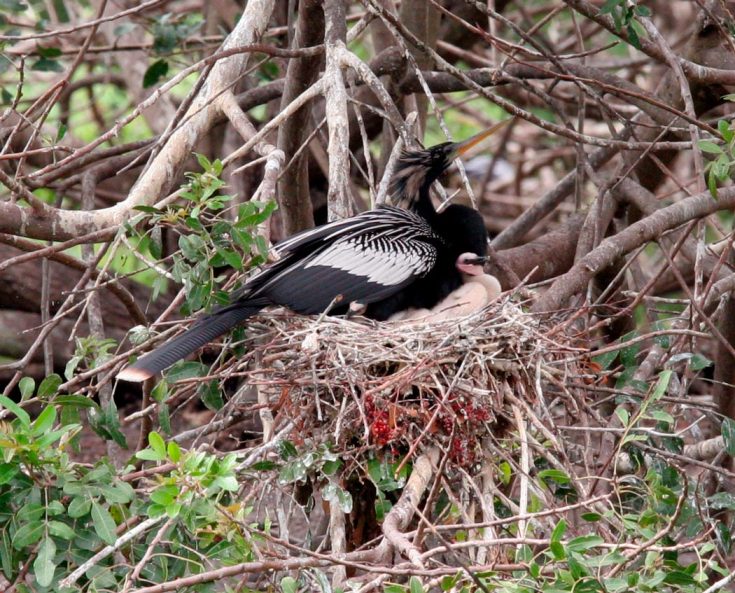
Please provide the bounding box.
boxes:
[118,121,508,382]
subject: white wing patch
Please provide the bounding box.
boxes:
[274,206,437,256]
[304,237,435,286]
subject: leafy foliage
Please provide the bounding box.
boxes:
[699,116,735,198]
[599,0,650,49]
[128,154,276,316]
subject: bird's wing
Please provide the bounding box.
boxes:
[273,205,434,256]
[247,208,441,315]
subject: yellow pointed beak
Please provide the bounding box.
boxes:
[450,118,514,158]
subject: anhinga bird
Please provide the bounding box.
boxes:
[118,121,509,382]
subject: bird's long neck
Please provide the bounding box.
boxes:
[411,187,437,223]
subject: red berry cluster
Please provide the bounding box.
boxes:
[365,395,395,446]
[438,394,494,468]
[448,396,491,424]
[370,410,394,446]
[362,392,493,468]
[450,435,477,467]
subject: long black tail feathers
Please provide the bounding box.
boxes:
[117,304,264,382]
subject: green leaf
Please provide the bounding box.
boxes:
[64,355,82,380]
[136,448,166,461]
[620,341,640,368]
[279,440,298,460]
[626,22,640,49]
[691,354,713,371]
[33,537,56,587]
[322,459,342,476]
[716,520,732,555]
[196,152,212,171]
[133,205,160,214]
[37,46,61,58]
[159,403,172,434]
[167,440,181,462]
[699,140,724,154]
[0,531,10,581]
[165,502,182,518]
[515,544,533,563]
[567,534,604,552]
[440,573,461,591]
[250,460,277,471]
[18,377,35,400]
[719,120,734,143]
[615,406,630,426]
[219,248,243,271]
[0,0,29,13]
[54,394,97,408]
[648,409,674,423]
[88,400,128,447]
[322,482,353,513]
[48,521,75,540]
[12,521,43,549]
[410,576,425,593]
[622,433,648,444]
[166,361,208,382]
[199,380,224,411]
[713,153,731,181]
[38,374,62,399]
[281,576,298,593]
[708,167,719,198]
[0,463,18,485]
[550,541,566,560]
[56,123,67,142]
[538,469,570,485]
[278,460,307,484]
[627,19,646,49]
[100,483,134,506]
[651,370,672,401]
[148,431,166,458]
[31,405,56,436]
[592,349,618,370]
[210,475,238,492]
[709,492,735,510]
[114,22,136,36]
[91,501,117,544]
[143,59,169,88]
[722,418,735,456]
[151,380,168,403]
[0,395,30,427]
[374,494,392,521]
[31,57,64,72]
[151,484,178,506]
[599,0,622,16]
[68,496,91,518]
[551,519,566,543]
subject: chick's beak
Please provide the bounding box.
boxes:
[463,255,488,265]
[449,118,514,159]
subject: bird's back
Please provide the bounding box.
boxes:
[227,206,443,316]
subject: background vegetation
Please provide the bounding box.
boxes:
[1,0,735,591]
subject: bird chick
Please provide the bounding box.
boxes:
[389,253,501,322]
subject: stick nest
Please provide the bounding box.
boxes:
[243,295,575,469]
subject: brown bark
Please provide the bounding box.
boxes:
[276,0,325,235]
[0,244,159,330]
